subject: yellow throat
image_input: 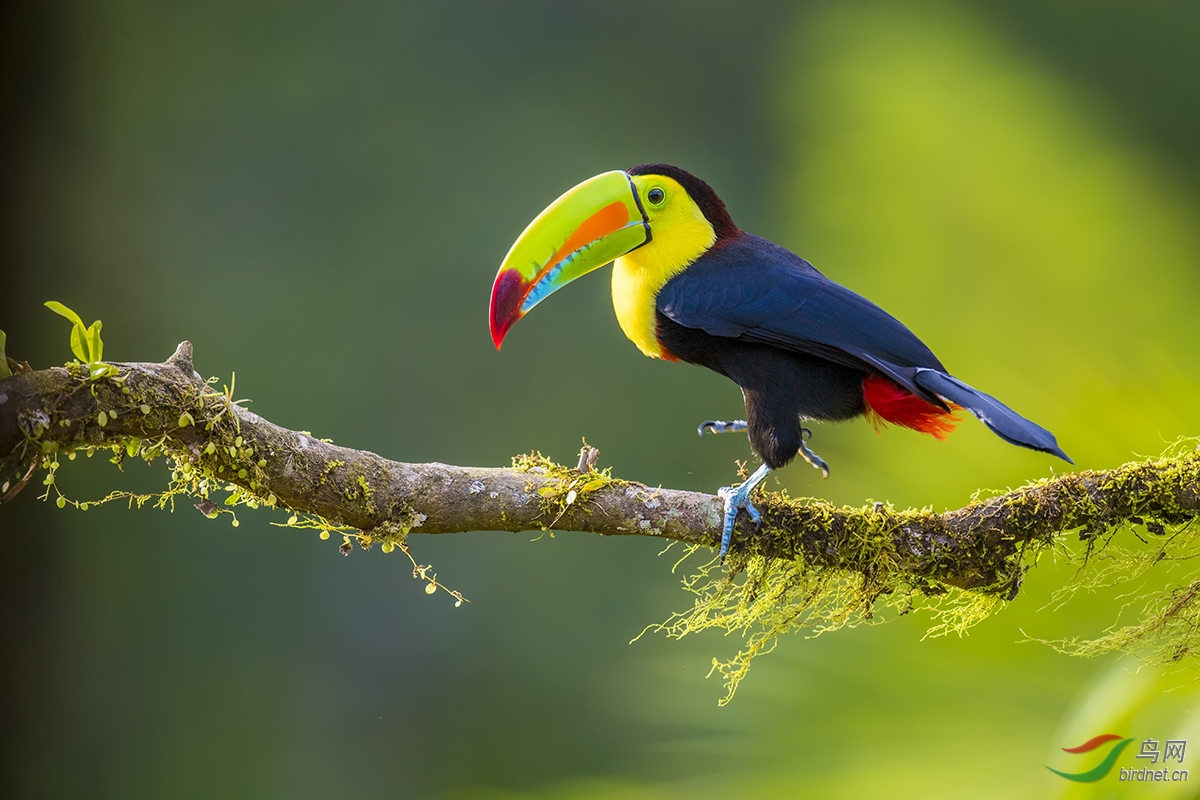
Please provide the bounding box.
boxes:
[610,175,717,358]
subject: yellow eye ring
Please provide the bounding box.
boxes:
[647,187,666,205]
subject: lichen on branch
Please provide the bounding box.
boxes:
[1,339,1198,703]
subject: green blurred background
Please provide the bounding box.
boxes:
[3,2,1199,797]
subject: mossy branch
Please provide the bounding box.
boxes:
[3,341,1199,702]
[1,341,1197,596]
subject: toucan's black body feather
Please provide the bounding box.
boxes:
[655,313,867,468]
[655,231,1071,466]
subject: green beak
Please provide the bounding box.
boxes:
[489,170,650,348]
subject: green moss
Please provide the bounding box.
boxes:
[512,449,621,528]
[644,441,1200,705]
[320,459,345,486]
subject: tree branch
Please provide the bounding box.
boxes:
[2,342,1197,597]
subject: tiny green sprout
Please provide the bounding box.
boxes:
[455,600,462,608]
[80,503,89,511]
[424,583,437,595]
[235,436,243,447]
[97,411,108,427]
[56,496,66,509]
[231,518,240,528]
[287,514,299,525]
[237,468,247,478]
[205,443,216,455]
[257,459,267,468]
[108,409,117,419]
[68,452,76,461]
[178,412,194,428]
[319,531,330,540]
[140,404,151,415]
[44,301,119,380]
[382,542,395,554]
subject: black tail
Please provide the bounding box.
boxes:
[913,369,1072,463]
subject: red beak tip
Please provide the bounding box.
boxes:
[489,269,527,352]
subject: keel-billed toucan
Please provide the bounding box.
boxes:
[489,164,1070,558]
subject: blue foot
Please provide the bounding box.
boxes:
[799,428,830,478]
[716,463,772,560]
[698,419,748,436]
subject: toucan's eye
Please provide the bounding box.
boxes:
[647,187,666,205]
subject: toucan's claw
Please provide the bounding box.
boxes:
[716,463,771,561]
[698,419,748,436]
[799,436,830,478]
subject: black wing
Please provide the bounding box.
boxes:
[656,234,1071,461]
[656,233,946,401]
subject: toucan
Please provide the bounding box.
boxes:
[489,164,1070,558]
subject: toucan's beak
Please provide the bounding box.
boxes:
[489,170,650,349]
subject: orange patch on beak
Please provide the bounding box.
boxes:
[541,200,630,278]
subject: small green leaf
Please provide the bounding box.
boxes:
[69,324,88,363]
[0,330,11,380]
[45,301,89,362]
[87,320,103,363]
[44,301,85,330]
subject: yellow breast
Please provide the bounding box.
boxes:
[610,178,716,358]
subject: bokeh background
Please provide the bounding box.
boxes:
[4,2,1199,798]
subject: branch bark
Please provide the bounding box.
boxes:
[2,342,1197,595]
